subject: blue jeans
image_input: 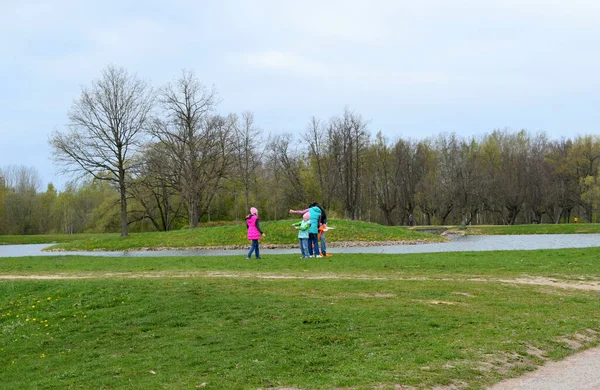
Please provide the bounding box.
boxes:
[247,240,260,258]
[299,238,309,258]
[320,231,326,254]
[308,233,319,256]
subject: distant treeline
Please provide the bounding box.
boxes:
[2,127,600,235]
[3,65,600,235]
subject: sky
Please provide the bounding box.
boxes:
[2,0,600,190]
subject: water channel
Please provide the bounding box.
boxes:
[0,234,598,258]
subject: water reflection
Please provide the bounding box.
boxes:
[0,234,598,258]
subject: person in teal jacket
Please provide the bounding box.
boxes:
[292,212,311,258]
[290,202,322,257]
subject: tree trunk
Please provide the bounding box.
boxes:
[120,179,128,237]
[423,212,431,226]
[189,195,199,228]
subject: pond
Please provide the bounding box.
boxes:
[0,234,598,258]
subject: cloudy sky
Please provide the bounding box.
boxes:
[2,0,599,189]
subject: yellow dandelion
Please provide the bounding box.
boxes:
[83,315,87,318]
[26,318,30,322]
[47,297,51,301]
[31,305,35,308]
[45,324,49,327]
[40,354,46,358]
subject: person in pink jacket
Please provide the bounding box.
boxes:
[245,207,266,259]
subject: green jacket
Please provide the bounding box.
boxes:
[293,220,311,239]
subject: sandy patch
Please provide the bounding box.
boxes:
[2,273,600,294]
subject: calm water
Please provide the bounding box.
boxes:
[0,234,598,258]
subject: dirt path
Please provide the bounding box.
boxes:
[2,272,600,291]
[489,345,600,389]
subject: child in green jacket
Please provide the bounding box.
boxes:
[292,212,311,258]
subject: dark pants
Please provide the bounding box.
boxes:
[308,233,320,256]
[247,239,260,258]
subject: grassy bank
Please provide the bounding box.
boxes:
[2,249,600,388]
[461,223,600,235]
[0,233,98,245]
[38,219,442,251]
[3,222,600,250]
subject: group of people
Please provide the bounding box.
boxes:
[290,202,327,258]
[244,202,327,260]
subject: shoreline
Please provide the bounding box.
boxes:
[44,238,448,252]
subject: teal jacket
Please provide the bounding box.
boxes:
[293,220,311,239]
[308,206,321,234]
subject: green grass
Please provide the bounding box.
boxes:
[2,249,600,388]
[1,247,600,281]
[461,223,600,235]
[38,219,442,251]
[0,233,98,245]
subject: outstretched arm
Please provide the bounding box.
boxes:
[289,208,309,214]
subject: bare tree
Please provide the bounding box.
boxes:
[480,130,530,225]
[393,139,429,224]
[50,65,154,237]
[129,143,185,231]
[1,165,42,192]
[151,70,235,228]
[329,108,370,220]
[524,132,552,223]
[434,133,483,227]
[304,116,339,209]
[0,165,43,234]
[545,139,579,223]
[267,133,306,204]
[232,111,264,214]
[370,132,398,225]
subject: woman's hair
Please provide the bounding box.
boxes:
[319,207,327,224]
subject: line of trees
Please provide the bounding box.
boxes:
[3,65,600,236]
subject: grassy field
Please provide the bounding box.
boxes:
[2,248,600,388]
[0,219,444,251]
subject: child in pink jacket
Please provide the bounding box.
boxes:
[245,207,266,259]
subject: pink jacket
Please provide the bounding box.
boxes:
[246,215,262,240]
